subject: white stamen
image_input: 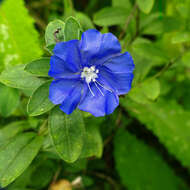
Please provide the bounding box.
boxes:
[81,66,112,96]
[95,82,104,96]
[87,83,95,96]
[95,80,113,93]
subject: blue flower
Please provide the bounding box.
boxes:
[48,29,134,117]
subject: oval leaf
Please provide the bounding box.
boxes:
[45,19,65,47]
[49,107,85,163]
[27,80,54,116]
[25,58,50,77]
[64,16,82,41]
[0,65,45,90]
[0,83,20,117]
[0,133,43,187]
[137,0,155,14]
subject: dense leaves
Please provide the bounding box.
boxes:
[1,0,190,189]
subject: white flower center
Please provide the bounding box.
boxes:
[81,66,99,84]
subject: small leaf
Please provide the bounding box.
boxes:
[0,83,20,117]
[137,0,155,14]
[172,31,190,44]
[93,7,130,26]
[0,133,43,187]
[0,65,45,90]
[80,125,103,158]
[45,19,65,47]
[114,129,189,189]
[0,121,28,145]
[64,16,82,41]
[24,58,50,77]
[75,12,95,30]
[128,79,160,104]
[49,107,85,163]
[27,80,54,116]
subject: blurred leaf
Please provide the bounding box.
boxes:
[182,51,190,67]
[137,0,155,14]
[0,0,42,71]
[0,121,28,145]
[0,133,43,187]
[80,125,103,158]
[172,31,190,44]
[49,107,85,163]
[24,58,50,77]
[114,129,188,190]
[93,7,129,26]
[45,19,65,47]
[76,12,95,30]
[64,16,82,41]
[0,83,20,117]
[132,41,169,63]
[112,0,132,9]
[0,65,45,90]
[128,78,160,104]
[141,16,182,35]
[121,98,190,167]
[27,81,54,116]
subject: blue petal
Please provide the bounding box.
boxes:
[79,29,121,66]
[97,66,134,95]
[53,40,81,72]
[48,55,80,79]
[60,83,83,114]
[49,79,80,105]
[78,83,119,117]
[103,52,135,73]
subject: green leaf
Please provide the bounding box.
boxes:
[49,108,85,163]
[64,16,82,41]
[45,19,65,47]
[112,0,132,9]
[137,0,155,14]
[75,12,95,30]
[0,0,42,71]
[0,83,20,117]
[114,129,188,190]
[128,79,160,104]
[24,58,50,77]
[80,125,103,158]
[93,7,130,26]
[121,98,190,167]
[27,80,54,116]
[172,31,190,44]
[0,133,43,187]
[0,65,45,90]
[0,121,28,145]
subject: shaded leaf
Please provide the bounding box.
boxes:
[0,83,20,117]
[0,133,43,187]
[0,65,45,90]
[24,58,50,77]
[49,108,85,163]
[93,7,130,26]
[27,80,54,116]
[114,129,188,190]
[64,16,82,41]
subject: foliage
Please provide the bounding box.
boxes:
[0,0,190,189]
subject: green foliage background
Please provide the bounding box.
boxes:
[0,0,190,189]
